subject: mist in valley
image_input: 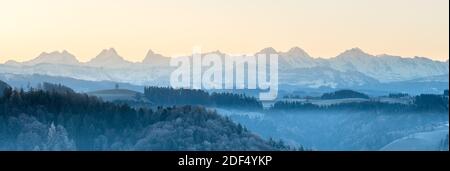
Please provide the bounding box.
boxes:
[217,108,448,151]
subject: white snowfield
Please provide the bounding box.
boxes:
[380,124,449,151]
[1,47,448,87]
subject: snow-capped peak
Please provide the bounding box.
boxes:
[23,50,79,66]
[284,47,311,58]
[277,47,318,69]
[87,48,133,68]
[144,49,156,56]
[257,47,278,54]
[96,48,121,60]
[4,60,21,66]
[337,48,372,59]
[142,49,169,66]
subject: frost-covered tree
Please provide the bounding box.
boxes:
[0,84,292,151]
[44,122,75,151]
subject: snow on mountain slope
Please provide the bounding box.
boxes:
[256,47,448,82]
[279,47,323,69]
[4,60,22,66]
[257,47,278,55]
[328,48,449,82]
[255,47,324,69]
[0,63,172,86]
[141,49,170,67]
[279,67,379,88]
[86,48,134,68]
[0,47,448,88]
[20,50,80,66]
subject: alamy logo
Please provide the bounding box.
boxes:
[170,47,278,101]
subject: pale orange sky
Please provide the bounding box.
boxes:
[0,0,448,63]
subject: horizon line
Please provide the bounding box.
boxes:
[2,46,449,64]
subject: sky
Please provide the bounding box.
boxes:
[0,0,448,63]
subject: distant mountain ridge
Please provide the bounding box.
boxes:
[4,47,447,67]
[86,48,134,68]
[20,50,80,66]
[327,48,449,82]
[142,49,170,67]
[1,47,448,88]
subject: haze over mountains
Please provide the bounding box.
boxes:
[0,47,448,94]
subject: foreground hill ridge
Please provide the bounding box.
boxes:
[0,81,294,151]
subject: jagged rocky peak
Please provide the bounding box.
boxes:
[142,49,168,64]
[257,47,278,54]
[336,48,375,59]
[86,48,134,68]
[24,50,79,66]
[97,48,120,58]
[337,47,372,58]
[284,47,311,58]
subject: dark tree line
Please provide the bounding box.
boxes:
[144,86,262,109]
[388,93,409,98]
[0,80,9,97]
[0,86,292,151]
[38,82,75,94]
[413,94,449,112]
[321,90,370,99]
[272,101,410,113]
[272,94,448,113]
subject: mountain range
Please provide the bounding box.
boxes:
[1,47,448,92]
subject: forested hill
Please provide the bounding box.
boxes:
[321,90,370,99]
[0,80,10,97]
[0,84,292,151]
[144,86,262,109]
[273,94,449,113]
